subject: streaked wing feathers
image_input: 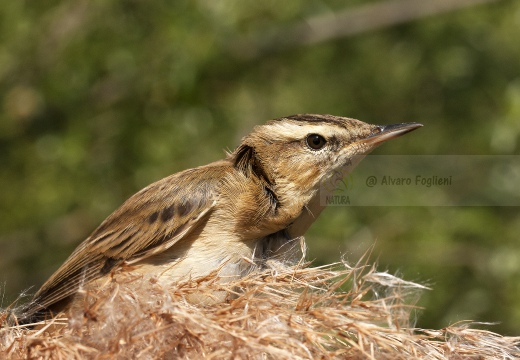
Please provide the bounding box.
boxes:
[24,163,227,320]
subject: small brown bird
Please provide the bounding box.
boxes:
[20,114,421,323]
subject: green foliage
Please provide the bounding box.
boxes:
[1,0,519,334]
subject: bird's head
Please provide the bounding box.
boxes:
[231,114,421,207]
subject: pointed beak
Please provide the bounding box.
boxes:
[359,122,423,147]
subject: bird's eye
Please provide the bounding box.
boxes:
[306,134,327,150]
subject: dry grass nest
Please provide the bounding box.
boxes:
[2,257,519,359]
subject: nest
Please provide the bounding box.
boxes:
[2,258,519,359]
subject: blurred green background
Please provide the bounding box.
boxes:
[1,0,519,334]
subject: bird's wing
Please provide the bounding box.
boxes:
[24,162,228,319]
